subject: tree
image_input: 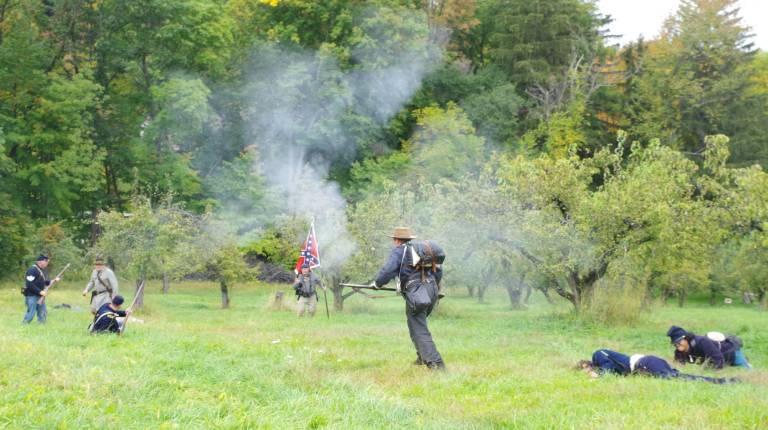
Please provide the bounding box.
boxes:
[706,138,768,309]
[29,223,85,278]
[626,0,768,166]
[95,196,197,307]
[0,128,27,276]
[488,0,609,91]
[201,241,257,309]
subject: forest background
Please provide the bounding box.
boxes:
[1,0,768,319]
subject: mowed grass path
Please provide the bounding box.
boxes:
[0,281,766,429]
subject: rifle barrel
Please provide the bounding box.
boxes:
[338,283,398,292]
[53,263,72,279]
[37,263,71,304]
[338,283,446,299]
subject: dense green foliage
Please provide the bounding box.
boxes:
[1,0,767,316]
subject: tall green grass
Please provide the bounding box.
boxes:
[0,281,765,429]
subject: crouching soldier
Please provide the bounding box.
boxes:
[293,263,324,317]
[90,295,129,334]
[667,326,751,369]
[576,349,737,384]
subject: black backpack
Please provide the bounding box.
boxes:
[725,335,743,350]
[406,240,446,269]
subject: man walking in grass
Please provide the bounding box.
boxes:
[22,255,61,324]
[82,256,119,315]
[373,227,445,370]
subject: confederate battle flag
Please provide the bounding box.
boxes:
[294,221,320,273]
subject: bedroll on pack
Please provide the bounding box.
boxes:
[407,240,446,268]
[707,331,744,350]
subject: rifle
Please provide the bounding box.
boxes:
[339,282,446,299]
[37,263,71,305]
[338,282,398,292]
[119,280,146,336]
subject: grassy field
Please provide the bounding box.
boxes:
[0,281,766,429]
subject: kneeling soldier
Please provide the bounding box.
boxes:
[90,295,129,334]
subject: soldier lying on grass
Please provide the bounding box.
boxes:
[576,349,740,384]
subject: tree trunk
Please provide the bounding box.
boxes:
[466,285,475,297]
[220,279,230,309]
[506,285,522,309]
[506,272,526,309]
[477,284,488,303]
[759,289,767,310]
[678,290,687,308]
[742,291,752,304]
[328,273,351,311]
[478,268,494,304]
[133,279,145,310]
[162,272,170,294]
[662,289,672,305]
[523,284,533,304]
[642,284,653,309]
[540,287,554,304]
[332,286,345,311]
[90,209,100,246]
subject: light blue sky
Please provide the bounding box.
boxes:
[597,0,767,50]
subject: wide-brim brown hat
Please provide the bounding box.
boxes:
[388,226,417,240]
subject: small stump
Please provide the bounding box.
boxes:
[272,291,285,310]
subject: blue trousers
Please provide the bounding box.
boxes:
[22,295,47,324]
[733,350,752,369]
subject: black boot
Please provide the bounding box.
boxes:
[426,361,446,371]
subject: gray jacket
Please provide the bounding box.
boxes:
[293,273,323,297]
[85,267,119,312]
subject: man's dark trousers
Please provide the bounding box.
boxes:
[404,275,443,366]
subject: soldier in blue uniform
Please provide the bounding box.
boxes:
[90,295,129,334]
[667,325,751,369]
[373,227,445,370]
[576,349,737,384]
[22,255,61,324]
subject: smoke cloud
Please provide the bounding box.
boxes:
[219,6,443,271]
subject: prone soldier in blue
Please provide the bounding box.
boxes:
[22,255,61,324]
[373,227,445,370]
[577,349,737,384]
